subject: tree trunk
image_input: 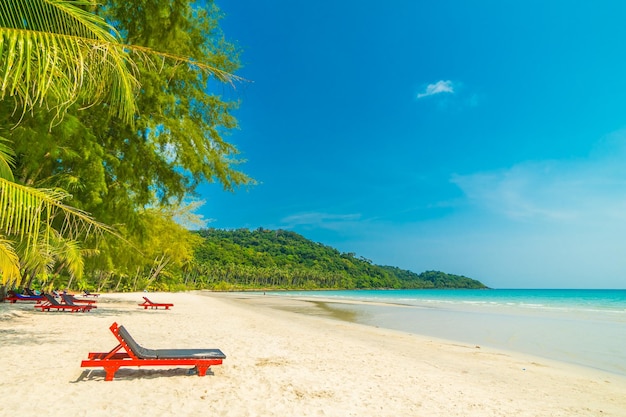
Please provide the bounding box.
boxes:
[113,273,124,292]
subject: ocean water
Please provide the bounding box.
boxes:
[265,289,626,376]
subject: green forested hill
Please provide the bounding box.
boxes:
[193,228,488,290]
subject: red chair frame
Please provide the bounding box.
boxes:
[138,296,174,310]
[35,294,93,312]
[62,293,97,305]
[80,322,225,381]
[4,292,44,303]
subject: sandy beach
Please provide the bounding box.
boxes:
[1,291,624,417]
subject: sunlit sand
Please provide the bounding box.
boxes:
[1,291,624,416]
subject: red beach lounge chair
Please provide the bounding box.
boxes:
[24,288,40,296]
[80,322,226,381]
[62,293,97,305]
[61,293,97,308]
[4,291,44,303]
[138,296,174,310]
[35,294,93,312]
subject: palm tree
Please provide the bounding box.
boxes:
[0,172,112,288]
[0,0,237,289]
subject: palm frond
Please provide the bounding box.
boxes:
[0,0,139,122]
[0,135,15,180]
[124,44,244,86]
[0,1,244,124]
[18,234,55,283]
[0,235,20,285]
[49,230,84,280]
[0,177,113,252]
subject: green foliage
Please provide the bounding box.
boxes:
[7,0,252,232]
[191,228,488,290]
[0,0,139,122]
[0,0,135,287]
[80,205,203,292]
[1,0,253,290]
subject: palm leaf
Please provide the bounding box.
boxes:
[0,177,113,254]
[0,236,20,285]
[0,0,242,124]
[0,136,15,180]
[0,177,120,286]
[18,234,55,284]
[0,0,139,122]
[49,228,84,281]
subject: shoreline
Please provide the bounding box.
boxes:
[244,290,626,377]
[1,291,625,416]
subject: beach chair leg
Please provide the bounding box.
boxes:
[103,365,121,381]
[195,364,209,377]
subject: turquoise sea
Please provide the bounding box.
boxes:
[265,289,626,376]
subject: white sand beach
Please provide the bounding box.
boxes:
[0,291,624,417]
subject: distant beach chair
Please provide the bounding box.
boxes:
[35,294,93,312]
[64,292,97,304]
[61,293,97,307]
[83,290,100,297]
[80,322,225,381]
[138,296,174,310]
[4,291,44,304]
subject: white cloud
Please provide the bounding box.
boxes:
[348,137,626,288]
[281,212,361,230]
[417,80,454,99]
[450,158,626,223]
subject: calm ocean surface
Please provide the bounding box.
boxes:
[265,289,626,376]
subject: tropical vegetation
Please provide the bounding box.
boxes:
[190,228,487,290]
[0,0,249,296]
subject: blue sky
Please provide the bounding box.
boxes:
[198,1,626,289]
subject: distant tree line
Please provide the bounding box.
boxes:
[190,228,488,290]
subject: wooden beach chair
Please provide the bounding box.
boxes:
[61,293,97,308]
[80,322,226,381]
[138,296,174,310]
[35,294,93,312]
[63,293,97,305]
